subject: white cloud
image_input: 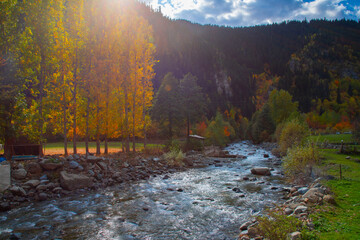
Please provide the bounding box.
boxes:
[294,0,346,20]
[355,6,360,18]
[142,0,360,26]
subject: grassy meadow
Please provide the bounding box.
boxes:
[44,141,164,155]
[308,133,355,144]
[309,134,360,239]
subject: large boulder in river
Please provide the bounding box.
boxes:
[60,171,93,190]
[251,167,271,176]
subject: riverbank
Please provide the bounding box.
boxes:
[1,142,289,239]
[0,145,245,212]
[238,146,360,240]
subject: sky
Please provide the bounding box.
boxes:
[141,0,360,27]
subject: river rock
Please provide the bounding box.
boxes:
[112,172,121,179]
[297,187,308,195]
[45,183,56,190]
[183,158,194,167]
[24,180,40,188]
[232,187,243,193]
[69,161,80,169]
[60,171,93,190]
[97,162,107,171]
[38,192,48,201]
[294,205,307,214]
[88,170,95,177]
[40,161,63,171]
[302,188,323,203]
[289,231,301,240]
[284,207,293,215]
[251,167,271,176]
[10,233,22,240]
[323,194,336,204]
[36,184,48,192]
[40,174,48,180]
[12,169,27,180]
[9,186,26,197]
[240,221,252,230]
[40,179,49,184]
[203,146,225,157]
[52,187,63,193]
[0,202,11,212]
[86,155,101,163]
[239,233,250,240]
[26,162,42,175]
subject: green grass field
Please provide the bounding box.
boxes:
[308,133,355,144]
[310,149,360,239]
[44,141,164,155]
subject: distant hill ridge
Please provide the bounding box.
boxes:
[136,1,360,116]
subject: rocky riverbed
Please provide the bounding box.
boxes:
[0,150,212,211]
[0,142,293,239]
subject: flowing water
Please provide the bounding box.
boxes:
[0,141,287,240]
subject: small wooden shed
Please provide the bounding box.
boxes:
[188,135,205,145]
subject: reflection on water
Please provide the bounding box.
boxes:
[0,141,286,240]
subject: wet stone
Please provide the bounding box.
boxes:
[0,202,11,212]
[12,169,27,180]
[38,193,48,201]
[69,161,80,169]
[232,187,242,193]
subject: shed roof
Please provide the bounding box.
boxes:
[188,135,205,140]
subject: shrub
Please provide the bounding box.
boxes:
[277,118,308,156]
[255,209,303,240]
[143,145,164,155]
[353,120,360,143]
[247,103,275,144]
[205,111,235,146]
[164,147,185,167]
[185,138,204,151]
[282,143,320,182]
[164,139,182,152]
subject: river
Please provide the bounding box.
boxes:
[0,141,287,240]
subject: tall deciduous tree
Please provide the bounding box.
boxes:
[18,0,60,155]
[0,0,23,158]
[66,0,86,155]
[180,73,206,138]
[152,73,182,139]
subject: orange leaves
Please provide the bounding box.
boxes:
[196,121,207,136]
[253,67,279,110]
[224,126,231,137]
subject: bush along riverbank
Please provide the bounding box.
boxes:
[239,146,360,240]
[238,177,335,240]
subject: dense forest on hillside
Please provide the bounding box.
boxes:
[1,0,360,154]
[140,5,360,117]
